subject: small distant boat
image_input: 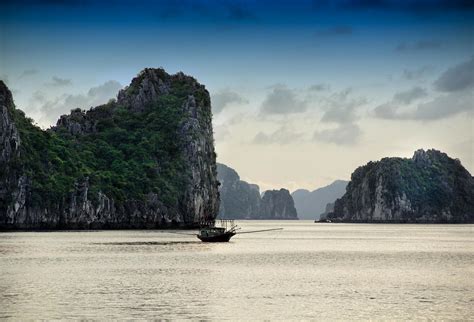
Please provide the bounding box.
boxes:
[315,218,332,223]
[196,219,282,243]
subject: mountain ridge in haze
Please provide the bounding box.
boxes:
[217,163,298,220]
[292,180,348,220]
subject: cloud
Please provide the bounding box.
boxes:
[47,76,72,87]
[226,3,257,21]
[402,65,434,80]
[375,90,472,121]
[313,123,361,146]
[411,92,473,120]
[18,69,38,79]
[395,40,443,52]
[433,57,474,92]
[320,88,367,124]
[376,58,474,121]
[157,0,258,23]
[374,86,427,118]
[214,124,231,141]
[393,86,427,104]
[212,89,248,114]
[336,0,474,12]
[260,84,308,115]
[38,80,122,126]
[314,25,353,36]
[253,126,303,145]
[308,83,330,91]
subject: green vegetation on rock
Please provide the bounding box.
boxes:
[329,149,474,223]
[0,68,220,229]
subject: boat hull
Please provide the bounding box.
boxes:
[197,232,236,242]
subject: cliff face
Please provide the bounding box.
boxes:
[292,180,348,220]
[0,68,219,230]
[217,163,298,219]
[261,189,298,219]
[217,163,261,219]
[328,149,474,223]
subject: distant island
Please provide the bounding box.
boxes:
[0,69,220,230]
[217,163,298,220]
[292,180,348,220]
[325,149,474,223]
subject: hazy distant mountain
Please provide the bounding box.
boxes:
[328,149,474,223]
[292,180,348,220]
[217,163,298,219]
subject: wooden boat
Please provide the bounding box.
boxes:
[168,220,282,242]
[197,227,236,242]
[196,219,282,243]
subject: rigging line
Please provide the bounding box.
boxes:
[236,228,283,234]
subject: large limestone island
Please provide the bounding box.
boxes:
[326,149,474,223]
[0,69,220,230]
[217,163,298,219]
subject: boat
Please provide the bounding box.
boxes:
[197,219,238,242]
[195,219,282,243]
[197,226,236,242]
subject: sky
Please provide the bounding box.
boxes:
[1,0,473,192]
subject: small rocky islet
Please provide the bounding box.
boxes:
[326,149,474,223]
[1,69,473,230]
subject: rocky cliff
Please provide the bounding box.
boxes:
[217,163,298,219]
[0,68,220,230]
[328,149,474,223]
[292,180,348,220]
[260,189,298,219]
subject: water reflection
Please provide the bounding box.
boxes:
[0,223,473,320]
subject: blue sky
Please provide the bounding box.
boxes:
[1,0,473,191]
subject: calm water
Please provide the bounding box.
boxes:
[0,221,473,320]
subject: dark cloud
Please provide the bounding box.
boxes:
[314,25,353,36]
[313,123,361,146]
[374,91,472,121]
[38,80,122,125]
[395,40,443,52]
[18,69,38,79]
[412,92,472,120]
[308,83,330,91]
[253,126,303,145]
[260,85,308,115]
[1,0,88,7]
[433,57,474,92]
[157,0,258,23]
[212,89,248,114]
[402,65,434,80]
[320,89,367,124]
[226,3,257,21]
[336,0,474,12]
[374,86,428,119]
[375,57,474,121]
[393,86,427,104]
[48,76,72,87]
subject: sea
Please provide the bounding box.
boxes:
[0,221,472,320]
